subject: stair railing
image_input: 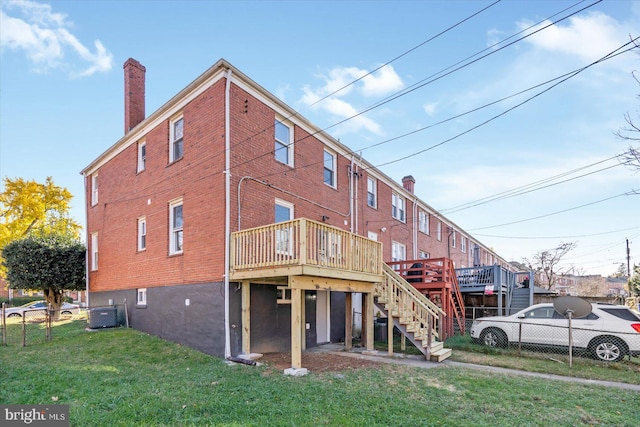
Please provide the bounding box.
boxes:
[378,264,446,342]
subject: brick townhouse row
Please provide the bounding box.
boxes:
[81,58,508,359]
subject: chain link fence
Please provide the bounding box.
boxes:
[1,303,87,347]
[462,305,640,363]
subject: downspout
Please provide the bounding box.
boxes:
[84,175,90,308]
[412,197,418,260]
[224,68,233,359]
[349,156,355,233]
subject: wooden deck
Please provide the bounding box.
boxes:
[229,218,384,372]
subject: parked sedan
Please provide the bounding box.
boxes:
[470,302,640,362]
[3,301,80,318]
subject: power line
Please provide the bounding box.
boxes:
[473,226,640,240]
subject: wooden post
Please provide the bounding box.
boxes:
[363,292,374,351]
[242,280,251,355]
[291,287,302,369]
[400,334,406,351]
[387,311,394,356]
[345,292,352,351]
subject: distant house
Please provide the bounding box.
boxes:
[81,58,511,368]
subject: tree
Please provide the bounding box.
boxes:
[615,48,640,170]
[629,264,640,297]
[2,235,85,318]
[0,176,81,276]
[522,242,577,290]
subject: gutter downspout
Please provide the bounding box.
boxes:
[412,197,418,260]
[224,68,232,359]
[84,176,90,308]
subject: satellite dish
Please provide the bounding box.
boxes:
[553,296,592,319]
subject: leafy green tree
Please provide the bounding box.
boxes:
[2,235,85,318]
[0,176,81,276]
[629,264,640,297]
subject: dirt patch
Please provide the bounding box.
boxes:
[259,352,383,374]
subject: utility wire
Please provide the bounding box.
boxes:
[473,227,640,240]
[468,189,638,231]
[232,0,602,174]
[369,38,639,169]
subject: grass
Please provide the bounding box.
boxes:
[1,321,639,426]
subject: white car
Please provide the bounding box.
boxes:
[3,301,80,318]
[470,302,640,362]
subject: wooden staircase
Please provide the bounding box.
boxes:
[374,264,452,362]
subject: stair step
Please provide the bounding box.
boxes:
[430,347,452,362]
[425,341,444,352]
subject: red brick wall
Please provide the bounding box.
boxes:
[87,74,496,293]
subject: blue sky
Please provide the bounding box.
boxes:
[1,0,639,277]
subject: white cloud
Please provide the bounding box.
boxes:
[0,0,113,77]
[423,102,437,116]
[518,12,631,63]
[300,64,403,135]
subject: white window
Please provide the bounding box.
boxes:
[170,116,184,163]
[461,236,467,253]
[437,221,442,241]
[137,141,146,172]
[169,199,183,255]
[452,230,457,248]
[420,250,430,259]
[391,241,406,262]
[418,210,429,234]
[275,199,294,254]
[137,217,147,251]
[136,288,147,306]
[323,149,336,187]
[392,193,405,222]
[91,174,98,206]
[274,119,293,166]
[367,177,377,208]
[91,232,98,271]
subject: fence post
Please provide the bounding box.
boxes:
[518,321,522,356]
[1,302,6,346]
[22,314,26,347]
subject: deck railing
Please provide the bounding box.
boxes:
[230,218,383,275]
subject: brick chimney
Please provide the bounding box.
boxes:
[124,58,146,134]
[402,175,415,194]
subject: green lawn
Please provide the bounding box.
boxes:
[1,321,639,426]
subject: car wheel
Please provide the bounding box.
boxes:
[7,313,21,318]
[61,311,72,316]
[480,328,507,348]
[590,337,627,362]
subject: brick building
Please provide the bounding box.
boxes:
[81,58,509,362]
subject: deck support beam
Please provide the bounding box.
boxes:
[291,286,302,369]
[345,292,352,352]
[241,280,250,355]
[363,291,374,351]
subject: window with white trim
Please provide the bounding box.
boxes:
[323,149,336,187]
[274,119,293,166]
[420,250,430,259]
[136,288,147,306]
[367,177,377,208]
[91,232,98,270]
[391,241,406,262]
[275,199,294,254]
[452,230,457,248]
[169,199,183,255]
[170,116,184,163]
[437,221,442,241]
[418,210,429,234]
[91,174,98,206]
[137,141,146,172]
[137,217,147,251]
[391,192,405,222]
[461,236,467,253]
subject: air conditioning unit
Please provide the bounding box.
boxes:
[88,307,118,329]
